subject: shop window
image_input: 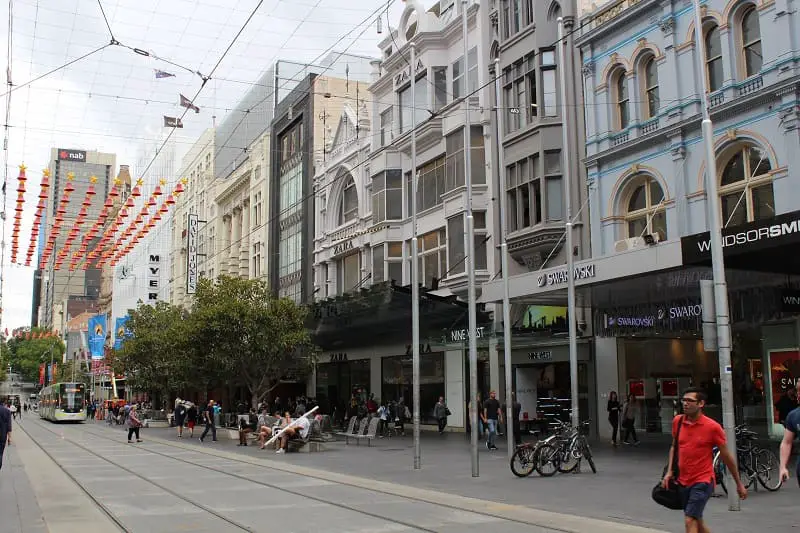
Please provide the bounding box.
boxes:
[624,177,667,239]
[382,353,444,423]
[641,56,659,119]
[719,144,774,227]
[740,6,762,78]
[705,24,723,92]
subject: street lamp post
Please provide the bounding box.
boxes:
[691,0,739,511]
[410,41,422,471]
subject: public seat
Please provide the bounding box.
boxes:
[334,416,359,441]
[341,417,369,445]
[351,416,380,446]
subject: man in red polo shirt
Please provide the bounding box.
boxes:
[662,387,747,533]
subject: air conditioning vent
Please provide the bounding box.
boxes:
[614,237,646,252]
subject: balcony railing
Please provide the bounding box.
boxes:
[738,75,763,97]
[709,91,725,108]
[610,131,629,147]
[641,117,660,135]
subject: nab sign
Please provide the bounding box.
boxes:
[57,149,87,162]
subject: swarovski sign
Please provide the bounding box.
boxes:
[186,214,199,294]
[537,264,596,287]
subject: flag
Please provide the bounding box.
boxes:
[155,69,175,79]
[179,94,200,113]
[88,314,106,359]
[163,116,184,128]
[114,316,130,350]
[38,363,45,385]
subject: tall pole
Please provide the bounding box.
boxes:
[462,0,479,477]
[692,0,739,511]
[494,58,515,457]
[410,41,421,471]
[557,18,580,429]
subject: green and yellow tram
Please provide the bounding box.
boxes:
[39,382,87,422]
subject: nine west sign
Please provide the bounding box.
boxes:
[682,210,800,264]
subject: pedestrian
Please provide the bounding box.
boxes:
[126,405,143,443]
[238,409,258,446]
[482,390,502,451]
[9,403,17,421]
[607,390,621,446]
[434,396,449,434]
[779,378,800,485]
[0,402,11,471]
[621,393,640,446]
[174,400,187,438]
[186,402,198,438]
[377,401,389,437]
[200,400,217,443]
[662,387,746,533]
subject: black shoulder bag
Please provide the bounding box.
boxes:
[652,415,684,510]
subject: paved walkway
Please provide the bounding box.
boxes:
[0,437,48,533]
[134,422,798,533]
[5,417,673,533]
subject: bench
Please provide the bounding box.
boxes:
[334,416,359,442]
[285,419,325,453]
[351,416,379,446]
[340,417,369,445]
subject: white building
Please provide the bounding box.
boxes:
[309,0,495,429]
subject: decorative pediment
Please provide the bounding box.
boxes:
[327,103,368,157]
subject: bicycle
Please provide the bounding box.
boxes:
[509,420,567,477]
[535,420,597,476]
[713,424,782,493]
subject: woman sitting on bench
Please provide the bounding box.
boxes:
[276,409,311,455]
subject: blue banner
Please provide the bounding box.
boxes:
[114,316,130,350]
[88,314,106,359]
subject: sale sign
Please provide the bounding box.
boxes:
[770,349,800,422]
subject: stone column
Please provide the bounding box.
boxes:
[240,199,250,278]
[219,214,231,275]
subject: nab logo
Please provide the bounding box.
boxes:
[57,149,86,162]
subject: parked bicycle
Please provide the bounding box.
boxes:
[509,420,566,477]
[713,424,781,493]
[535,419,596,476]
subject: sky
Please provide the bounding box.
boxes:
[0,0,430,332]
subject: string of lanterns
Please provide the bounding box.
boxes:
[9,165,188,271]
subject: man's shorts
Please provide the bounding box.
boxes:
[680,482,713,519]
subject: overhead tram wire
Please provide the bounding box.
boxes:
[208,0,397,186]
[95,0,116,43]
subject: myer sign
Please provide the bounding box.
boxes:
[682,209,800,264]
[537,264,596,287]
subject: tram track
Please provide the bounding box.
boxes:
[23,418,441,533]
[22,418,256,533]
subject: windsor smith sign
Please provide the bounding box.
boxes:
[681,210,800,265]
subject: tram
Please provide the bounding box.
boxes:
[38,382,87,422]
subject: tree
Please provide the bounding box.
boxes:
[190,275,316,409]
[6,329,65,383]
[114,301,196,400]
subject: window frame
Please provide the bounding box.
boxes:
[623,177,667,239]
[704,23,724,92]
[641,56,659,119]
[613,69,629,130]
[740,6,762,79]
[541,50,557,117]
[718,144,774,226]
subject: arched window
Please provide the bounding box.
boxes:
[625,177,667,239]
[741,6,762,77]
[613,70,629,130]
[642,56,659,118]
[719,144,773,227]
[338,175,358,225]
[705,24,723,91]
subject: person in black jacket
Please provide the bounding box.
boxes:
[607,391,621,446]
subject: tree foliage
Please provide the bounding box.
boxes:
[114,301,195,398]
[190,275,316,408]
[6,328,65,383]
